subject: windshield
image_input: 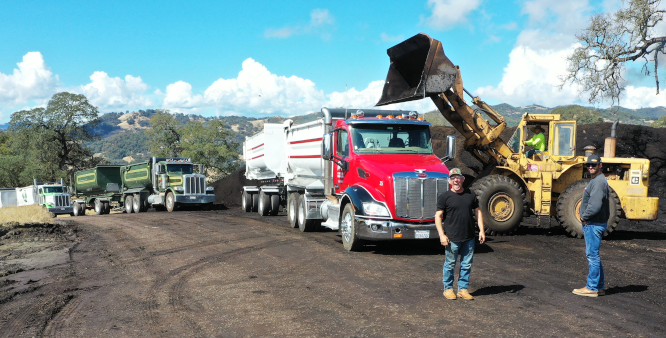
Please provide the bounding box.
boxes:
[167,164,194,174]
[351,124,433,154]
[507,127,521,153]
[43,187,64,193]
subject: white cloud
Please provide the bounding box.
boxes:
[77,71,152,110]
[0,52,58,107]
[422,0,481,30]
[265,8,335,39]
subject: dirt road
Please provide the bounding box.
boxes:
[1,208,665,337]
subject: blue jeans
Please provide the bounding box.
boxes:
[583,222,607,291]
[443,239,475,290]
[526,149,542,158]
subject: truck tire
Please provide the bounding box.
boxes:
[471,175,526,235]
[103,201,111,214]
[73,203,82,216]
[297,195,318,232]
[242,190,252,212]
[166,192,177,212]
[125,195,134,213]
[133,194,143,213]
[94,199,104,215]
[251,192,259,212]
[288,193,299,228]
[258,191,270,216]
[270,194,280,216]
[341,203,363,251]
[556,180,621,238]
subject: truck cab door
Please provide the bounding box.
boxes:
[334,129,350,194]
[548,121,577,161]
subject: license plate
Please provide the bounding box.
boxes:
[189,196,196,200]
[415,230,429,239]
[60,208,65,210]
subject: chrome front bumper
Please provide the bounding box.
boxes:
[48,206,74,214]
[174,194,215,204]
[356,218,439,240]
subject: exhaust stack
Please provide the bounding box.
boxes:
[604,121,619,158]
[376,33,458,106]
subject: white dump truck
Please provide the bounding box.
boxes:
[0,188,17,208]
[242,108,456,251]
[16,179,73,216]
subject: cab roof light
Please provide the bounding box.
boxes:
[386,115,394,119]
[351,114,358,119]
[409,111,419,119]
[376,115,383,119]
[396,115,404,119]
[356,110,365,118]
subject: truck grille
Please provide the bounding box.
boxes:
[394,173,448,220]
[184,175,206,194]
[54,194,70,207]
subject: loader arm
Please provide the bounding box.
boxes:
[376,33,514,167]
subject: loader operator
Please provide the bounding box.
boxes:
[524,126,545,159]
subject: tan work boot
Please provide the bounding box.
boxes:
[572,287,599,297]
[457,289,474,300]
[443,289,457,300]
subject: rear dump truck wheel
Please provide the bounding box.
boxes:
[94,199,104,215]
[556,180,621,238]
[251,192,259,212]
[73,203,81,216]
[270,194,280,216]
[166,192,176,212]
[341,203,363,251]
[125,195,134,214]
[103,201,111,214]
[133,193,143,213]
[297,195,318,232]
[242,190,252,212]
[471,175,526,235]
[288,193,299,228]
[258,191,270,216]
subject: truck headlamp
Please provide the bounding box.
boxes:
[206,187,214,191]
[362,202,390,217]
[174,186,184,192]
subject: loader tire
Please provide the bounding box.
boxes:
[288,193,299,228]
[471,175,526,235]
[242,190,252,212]
[556,180,621,238]
[297,195,318,232]
[270,194,280,216]
[125,195,134,214]
[258,191,270,216]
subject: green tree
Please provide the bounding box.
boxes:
[651,115,666,127]
[146,110,183,157]
[551,105,604,125]
[0,130,23,187]
[562,0,666,105]
[180,120,240,180]
[8,92,104,185]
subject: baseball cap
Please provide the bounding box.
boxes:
[531,126,544,132]
[585,154,602,165]
[449,168,463,176]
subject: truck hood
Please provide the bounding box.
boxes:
[357,154,448,177]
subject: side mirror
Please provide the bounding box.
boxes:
[321,133,333,161]
[440,136,456,162]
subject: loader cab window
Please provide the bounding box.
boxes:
[351,124,433,154]
[507,128,522,153]
[337,130,349,158]
[552,123,575,157]
[166,164,194,174]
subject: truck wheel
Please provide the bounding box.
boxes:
[341,204,363,251]
[556,180,621,238]
[166,192,177,212]
[270,194,280,216]
[297,195,318,232]
[133,194,143,213]
[103,201,111,214]
[251,192,259,212]
[471,175,525,235]
[73,203,82,216]
[242,190,252,212]
[94,199,104,215]
[288,193,299,228]
[125,195,134,213]
[258,191,270,216]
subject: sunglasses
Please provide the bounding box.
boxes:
[585,163,598,168]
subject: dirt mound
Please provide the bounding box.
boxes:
[210,166,258,207]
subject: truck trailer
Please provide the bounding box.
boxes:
[121,157,215,212]
[242,108,456,251]
[16,179,73,216]
[0,188,17,208]
[71,165,124,216]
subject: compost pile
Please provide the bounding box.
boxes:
[212,123,666,207]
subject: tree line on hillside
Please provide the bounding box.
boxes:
[0,92,240,188]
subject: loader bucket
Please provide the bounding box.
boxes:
[376,33,458,106]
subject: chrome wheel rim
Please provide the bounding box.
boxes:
[341,212,352,243]
[298,201,305,226]
[167,194,173,209]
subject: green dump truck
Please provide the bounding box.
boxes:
[71,165,124,216]
[121,157,215,212]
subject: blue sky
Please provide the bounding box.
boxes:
[1,0,665,123]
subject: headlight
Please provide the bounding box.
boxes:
[206,186,214,191]
[362,202,390,216]
[174,186,184,192]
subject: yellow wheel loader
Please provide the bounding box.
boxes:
[376,33,659,237]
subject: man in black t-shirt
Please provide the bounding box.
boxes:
[435,168,485,300]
